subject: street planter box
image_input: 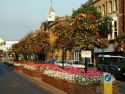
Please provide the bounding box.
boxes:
[67,81,99,94]
[113,80,119,94]
[14,65,23,71]
[41,74,120,94]
[22,68,41,78]
[41,74,99,94]
[22,68,32,76]
[31,71,41,78]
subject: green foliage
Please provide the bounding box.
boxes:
[118,32,125,43]
[72,4,112,49]
[72,5,101,19]
[52,17,75,51]
[98,16,112,38]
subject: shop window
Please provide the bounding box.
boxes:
[114,21,117,31]
[114,32,117,38]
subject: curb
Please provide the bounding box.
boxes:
[14,70,67,94]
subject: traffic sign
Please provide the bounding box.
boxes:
[103,73,112,83]
[104,73,112,82]
[101,72,113,94]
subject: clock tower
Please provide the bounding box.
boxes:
[48,0,55,22]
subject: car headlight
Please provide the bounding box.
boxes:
[118,68,121,71]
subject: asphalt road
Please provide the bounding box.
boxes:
[120,81,125,94]
[1,61,125,94]
[0,62,52,94]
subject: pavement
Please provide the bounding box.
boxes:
[14,70,67,94]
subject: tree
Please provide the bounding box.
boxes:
[117,32,125,54]
[51,17,74,67]
[72,5,112,72]
[12,31,50,62]
[72,4,112,50]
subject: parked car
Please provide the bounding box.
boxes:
[97,55,125,78]
[68,60,85,69]
[45,58,57,64]
[55,60,70,67]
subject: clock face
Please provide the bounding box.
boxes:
[48,12,55,20]
[48,11,55,21]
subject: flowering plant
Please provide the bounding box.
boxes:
[22,63,102,83]
[43,66,102,83]
[23,63,40,71]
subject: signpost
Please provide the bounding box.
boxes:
[81,51,91,58]
[81,51,91,73]
[101,72,113,94]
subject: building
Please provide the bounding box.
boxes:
[0,37,19,61]
[85,0,125,55]
[0,38,5,52]
[48,0,56,22]
[39,1,77,61]
[118,0,125,35]
[86,0,118,40]
[0,38,19,52]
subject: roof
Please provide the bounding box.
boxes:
[99,55,125,58]
[49,6,55,12]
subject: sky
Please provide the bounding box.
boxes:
[0,0,87,41]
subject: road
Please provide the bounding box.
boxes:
[0,61,125,94]
[0,62,52,94]
[120,80,125,94]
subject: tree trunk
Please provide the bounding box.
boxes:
[15,53,19,61]
[62,48,67,68]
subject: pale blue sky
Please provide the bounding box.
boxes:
[0,0,87,41]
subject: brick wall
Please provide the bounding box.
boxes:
[118,0,125,35]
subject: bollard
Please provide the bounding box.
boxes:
[100,72,115,94]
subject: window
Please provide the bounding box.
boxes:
[102,4,106,15]
[114,32,117,38]
[98,6,101,13]
[114,21,117,31]
[114,0,118,11]
[109,1,113,13]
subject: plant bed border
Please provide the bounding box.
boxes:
[14,65,23,71]
[41,73,100,94]
[22,68,41,78]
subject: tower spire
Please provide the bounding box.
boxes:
[51,0,52,7]
[48,0,55,21]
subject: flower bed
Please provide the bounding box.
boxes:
[43,67,102,83]
[22,63,57,77]
[41,66,102,94]
[14,63,24,71]
[23,63,39,71]
[19,62,119,94]
[41,73,99,94]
